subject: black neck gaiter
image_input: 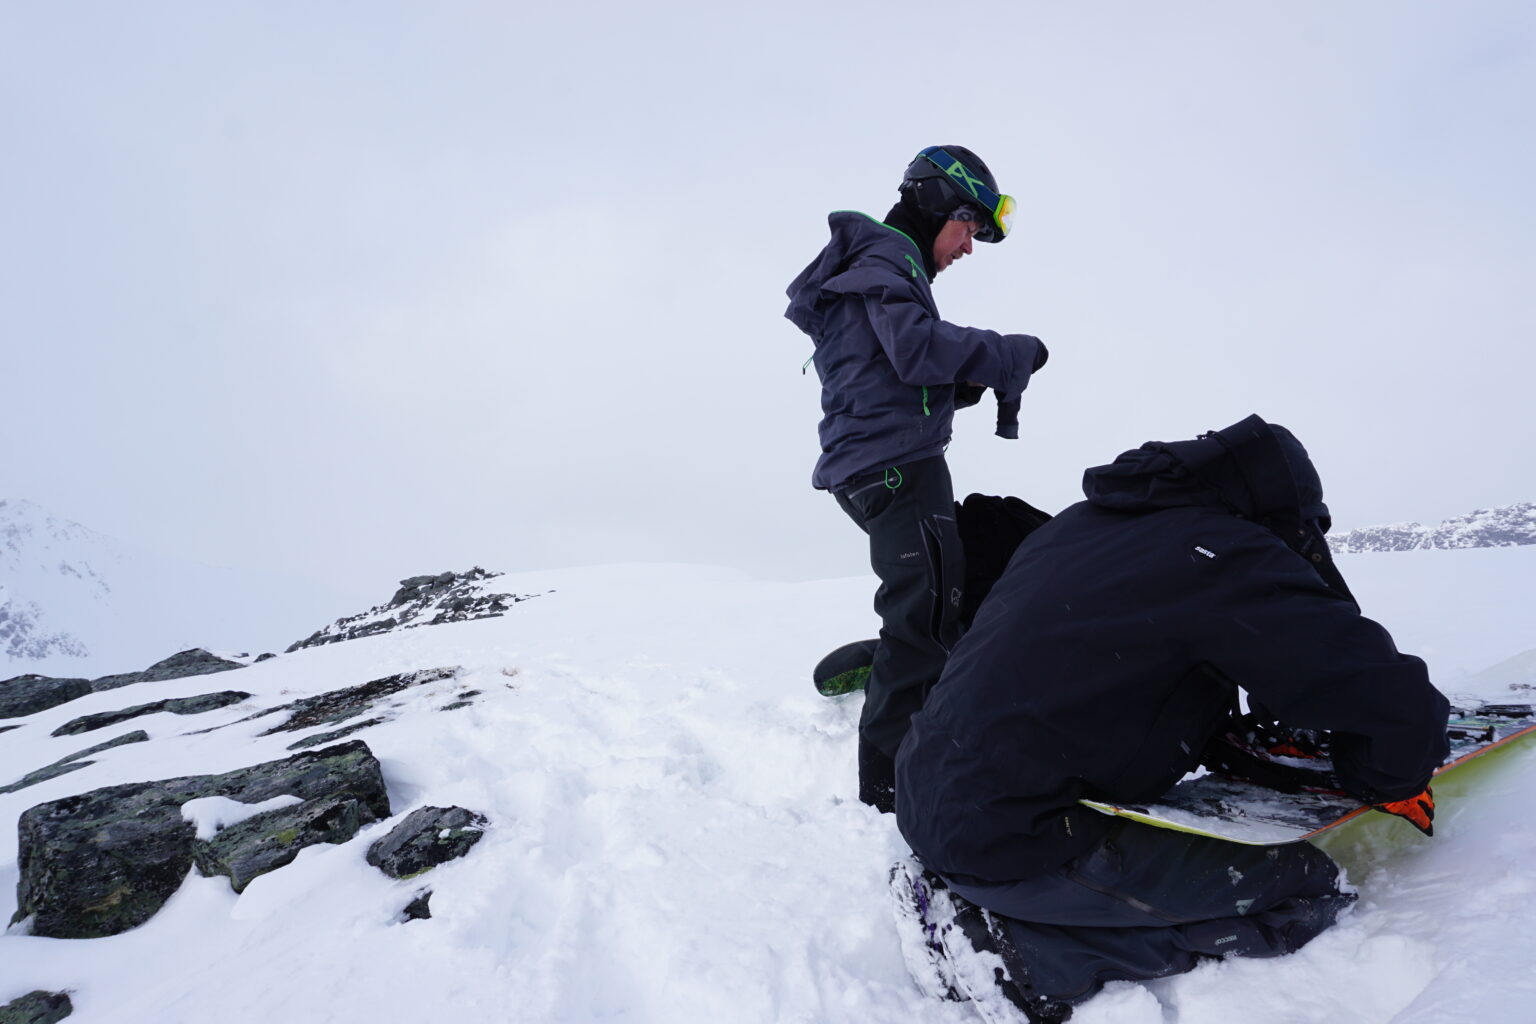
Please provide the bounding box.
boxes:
[883,197,941,281]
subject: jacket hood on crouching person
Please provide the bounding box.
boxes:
[1082,413,1354,602]
[1082,414,1326,523]
[894,414,1447,886]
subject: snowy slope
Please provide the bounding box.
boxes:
[0,499,365,678]
[2,552,1534,1023]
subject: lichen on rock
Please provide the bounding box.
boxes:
[0,990,73,1024]
[11,740,390,938]
[367,805,489,879]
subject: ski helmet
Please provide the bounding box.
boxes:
[899,145,1015,243]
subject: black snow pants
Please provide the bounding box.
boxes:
[834,455,964,810]
[942,819,1353,1006]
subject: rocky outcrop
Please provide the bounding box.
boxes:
[0,675,93,720]
[1,649,245,720]
[284,717,389,751]
[11,740,390,939]
[51,691,251,738]
[193,789,387,892]
[286,568,544,652]
[14,782,200,940]
[90,648,245,692]
[0,991,72,1024]
[0,730,149,795]
[1331,501,1536,554]
[366,806,488,879]
[233,666,460,743]
[438,689,482,712]
[401,891,433,921]
[184,667,469,747]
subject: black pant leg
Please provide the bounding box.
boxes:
[944,821,1352,1005]
[834,456,964,759]
[991,890,1354,1005]
[945,820,1342,927]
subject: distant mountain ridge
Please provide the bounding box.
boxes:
[1329,502,1536,554]
[1,498,362,676]
[0,500,113,661]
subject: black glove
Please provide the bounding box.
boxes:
[858,737,896,814]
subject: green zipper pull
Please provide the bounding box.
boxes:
[903,254,922,279]
[802,353,815,374]
[922,386,931,416]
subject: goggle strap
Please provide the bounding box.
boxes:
[920,146,1013,237]
[921,147,1001,214]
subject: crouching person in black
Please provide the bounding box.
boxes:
[894,415,1449,1021]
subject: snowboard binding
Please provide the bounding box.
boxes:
[1200,715,1344,795]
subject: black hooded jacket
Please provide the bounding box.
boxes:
[894,415,1450,885]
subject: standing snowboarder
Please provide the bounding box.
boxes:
[893,415,1449,1021]
[784,146,1049,813]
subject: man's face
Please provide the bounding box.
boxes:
[932,216,983,274]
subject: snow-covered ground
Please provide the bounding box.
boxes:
[2,549,1534,1023]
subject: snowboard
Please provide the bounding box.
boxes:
[1080,702,1536,845]
[813,638,877,696]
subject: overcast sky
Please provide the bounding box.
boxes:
[3,2,1532,594]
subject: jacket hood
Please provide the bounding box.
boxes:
[1082,415,1355,602]
[1082,414,1331,533]
[785,212,926,340]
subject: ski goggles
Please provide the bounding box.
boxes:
[919,146,1016,240]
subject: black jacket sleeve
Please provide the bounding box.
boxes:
[1194,529,1449,803]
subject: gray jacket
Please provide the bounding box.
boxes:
[785,212,1044,490]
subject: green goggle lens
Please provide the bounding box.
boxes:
[995,193,1016,237]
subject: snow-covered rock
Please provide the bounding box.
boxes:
[284,568,545,653]
[364,805,488,880]
[180,795,307,842]
[10,741,391,938]
[1,649,246,721]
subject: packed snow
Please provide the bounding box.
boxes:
[180,795,307,842]
[2,549,1534,1023]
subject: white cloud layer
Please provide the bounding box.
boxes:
[3,1,1532,587]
